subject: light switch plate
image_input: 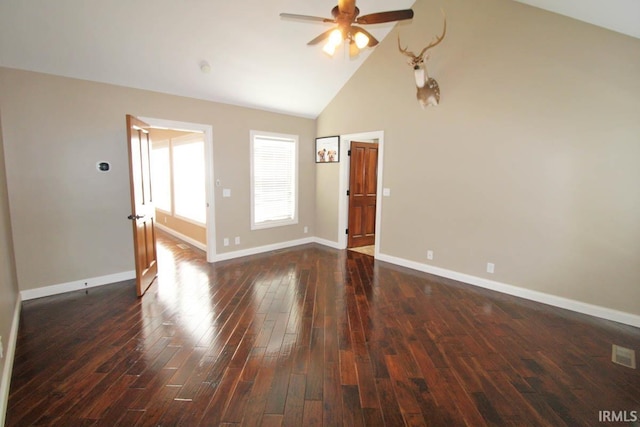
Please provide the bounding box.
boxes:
[223,189,231,198]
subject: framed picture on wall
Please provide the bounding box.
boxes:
[315,136,340,163]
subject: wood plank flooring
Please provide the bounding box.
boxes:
[6,231,640,426]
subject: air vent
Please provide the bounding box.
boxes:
[612,345,636,369]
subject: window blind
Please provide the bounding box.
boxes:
[251,132,298,229]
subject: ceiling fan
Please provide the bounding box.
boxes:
[280,0,414,57]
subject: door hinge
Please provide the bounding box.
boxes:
[346,190,350,196]
[345,228,349,235]
[348,150,351,156]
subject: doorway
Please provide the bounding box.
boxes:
[338,131,384,256]
[140,117,216,262]
[347,141,379,249]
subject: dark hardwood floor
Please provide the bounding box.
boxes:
[6,231,640,426]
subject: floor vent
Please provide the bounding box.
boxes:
[612,345,636,369]
[176,243,190,250]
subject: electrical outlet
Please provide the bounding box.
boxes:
[487,263,495,274]
[427,250,434,260]
[304,226,308,234]
[223,238,229,247]
[234,237,240,245]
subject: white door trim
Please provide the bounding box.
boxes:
[338,131,384,256]
[140,117,216,262]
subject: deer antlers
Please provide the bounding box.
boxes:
[398,11,446,68]
[397,10,447,108]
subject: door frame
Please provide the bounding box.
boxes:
[338,130,384,255]
[140,117,216,263]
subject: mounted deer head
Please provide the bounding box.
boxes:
[398,12,447,108]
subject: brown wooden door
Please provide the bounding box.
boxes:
[348,141,379,248]
[126,115,158,296]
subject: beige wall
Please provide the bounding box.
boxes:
[150,129,193,141]
[0,109,20,407]
[0,67,316,291]
[317,0,640,315]
[156,210,206,245]
[315,162,340,241]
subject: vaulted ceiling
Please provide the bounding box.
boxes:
[1,0,638,119]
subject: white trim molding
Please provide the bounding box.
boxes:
[0,295,21,427]
[213,237,315,262]
[313,237,343,250]
[156,223,206,251]
[20,270,136,301]
[374,252,640,329]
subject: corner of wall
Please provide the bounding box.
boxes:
[0,294,21,426]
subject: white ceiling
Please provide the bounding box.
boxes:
[514,0,640,40]
[1,0,638,119]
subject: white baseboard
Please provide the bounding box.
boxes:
[312,237,343,250]
[20,270,136,301]
[213,237,315,262]
[0,295,21,427]
[375,252,640,328]
[156,223,206,251]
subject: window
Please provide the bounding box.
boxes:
[250,131,298,230]
[151,133,206,225]
[172,136,206,224]
[151,141,171,212]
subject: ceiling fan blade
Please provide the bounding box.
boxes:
[356,9,414,25]
[351,26,379,47]
[280,13,334,23]
[307,28,336,45]
[338,0,356,15]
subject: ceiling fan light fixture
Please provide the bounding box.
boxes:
[349,41,360,57]
[322,42,337,56]
[281,1,413,57]
[329,28,343,46]
[354,31,369,49]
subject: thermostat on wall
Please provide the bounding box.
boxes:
[96,161,111,172]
